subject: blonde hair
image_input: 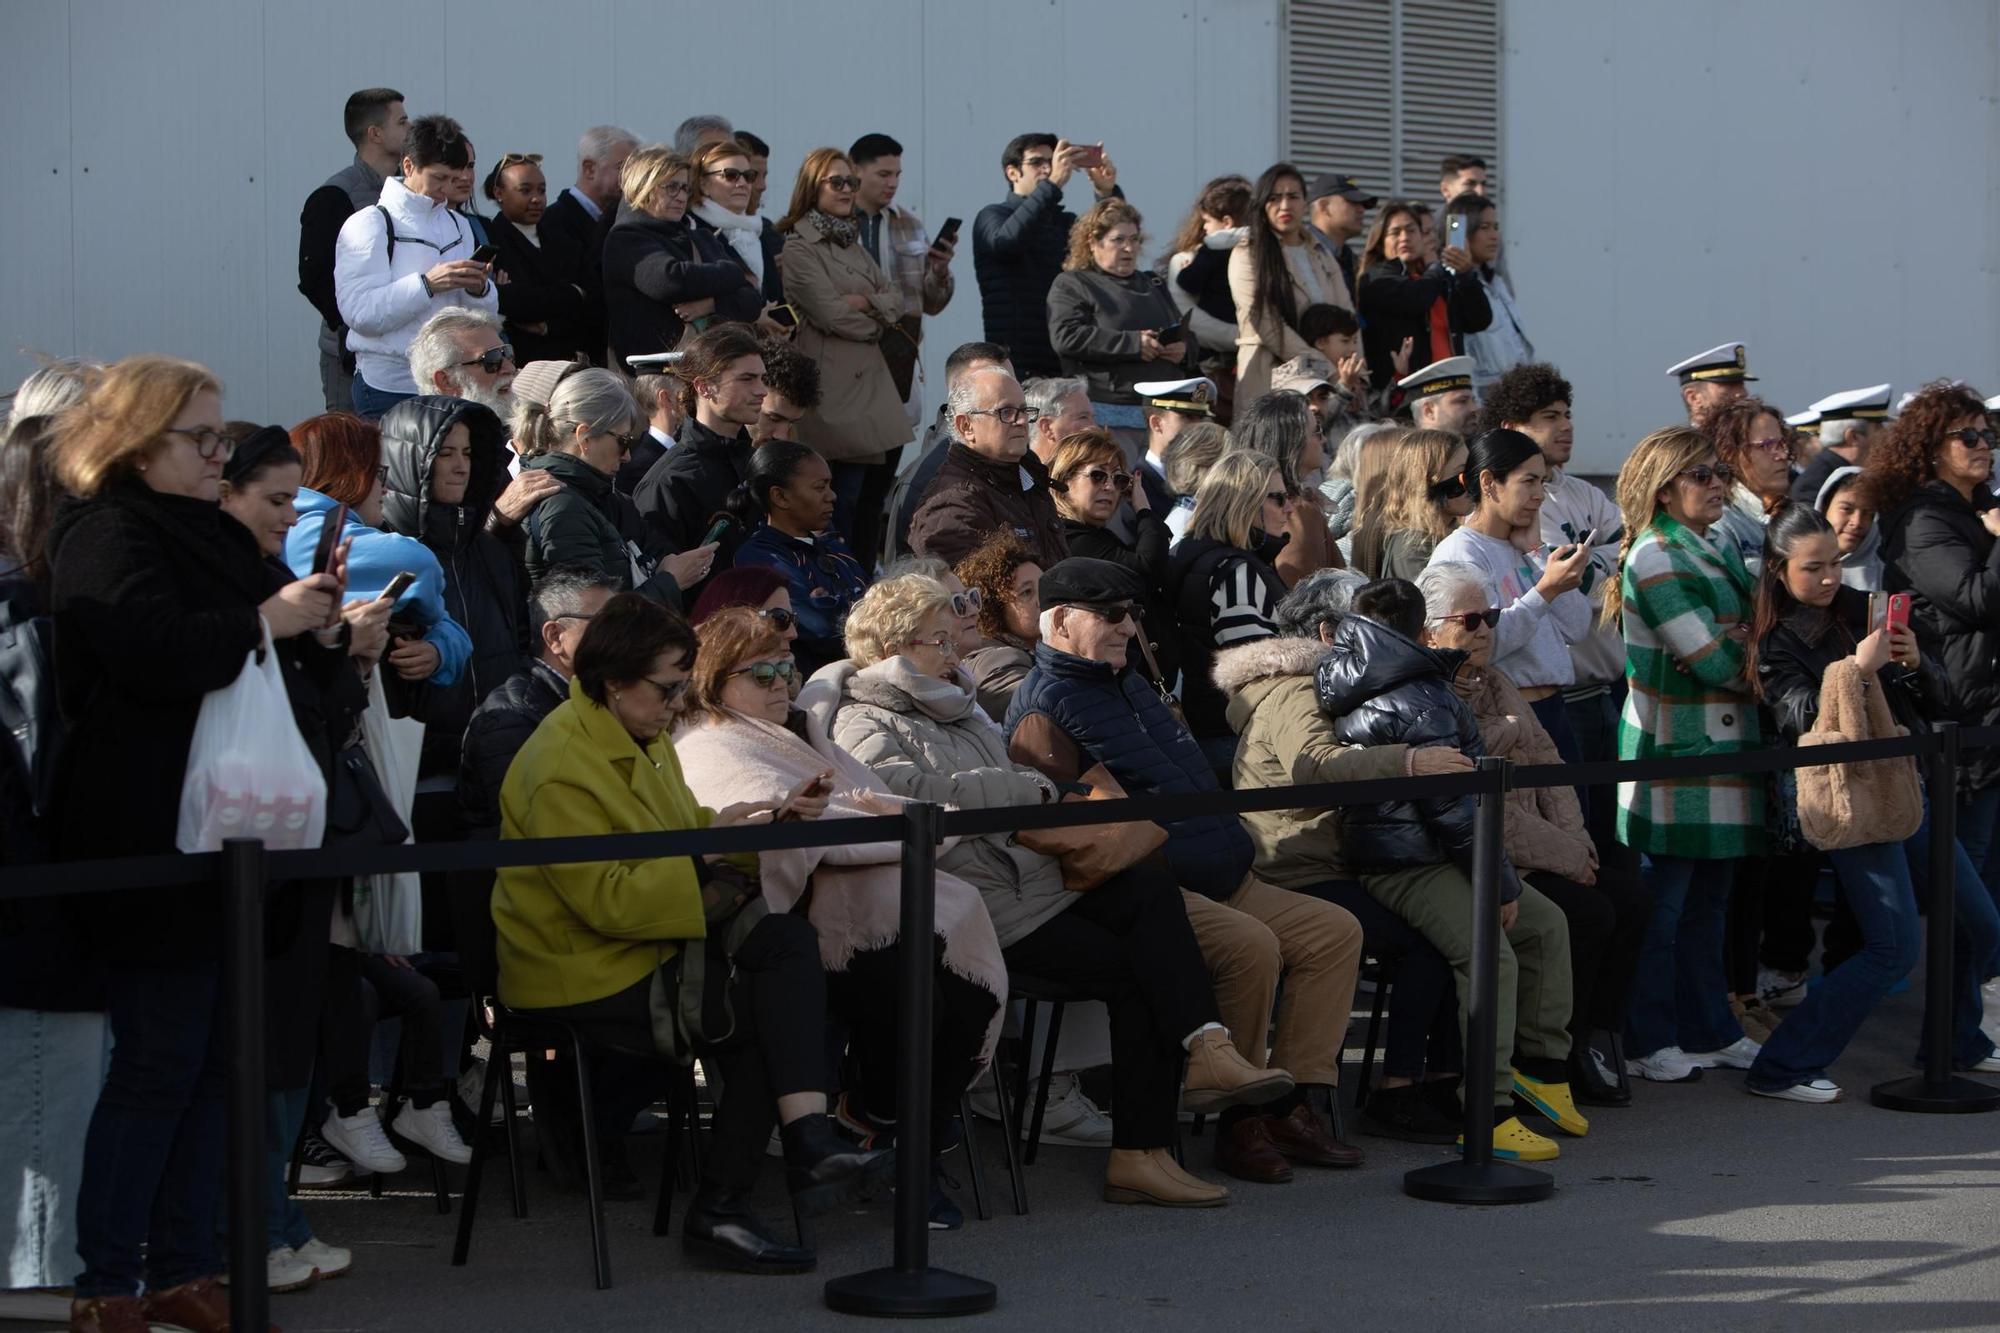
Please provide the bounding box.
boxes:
[1163,420,1230,496]
[619,144,691,218]
[843,574,954,667]
[1045,428,1126,522]
[1601,425,1717,628]
[1064,198,1144,272]
[1350,429,1459,577]
[1186,449,1282,550]
[52,355,219,497]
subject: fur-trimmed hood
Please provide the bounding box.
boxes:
[1211,635,1329,696]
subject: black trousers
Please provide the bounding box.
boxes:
[1526,864,1652,1036]
[999,860,1218,1148]
[1295,878,1461,1081]
[526,912,824,1191]
[1725,852,1823,993]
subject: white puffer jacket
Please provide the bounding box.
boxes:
[335,176,498,393]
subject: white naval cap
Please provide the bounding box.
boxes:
[1807,384,1893,422]
[1665,342,1756,384]
[1396,355,1476,398]
[1133,376,1217,416]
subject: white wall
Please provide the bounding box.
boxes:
[0,0,1282,422]
[1501,0,2000,475]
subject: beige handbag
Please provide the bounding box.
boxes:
[1795,659,1923,851]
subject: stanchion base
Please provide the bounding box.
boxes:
[1870,1073,2000,1114]
[1404,1158,1555,1204]
[824,1267,998,1318]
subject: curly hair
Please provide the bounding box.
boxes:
[1065,198,1144,272]
[1705,397,1786,475]
[758,336,822,411]
[955,533,1040,641]
[1862,379,1991,514]
[1476,362,1574,434]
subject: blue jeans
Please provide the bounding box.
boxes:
[1750,803,1999,1089]
[349,375,414,421]
[0,1008,111,1288]
[1626,856,1742,1059]
[1956,787,2000,973]
[266,1087,314,1252]
[74,965,228,1298]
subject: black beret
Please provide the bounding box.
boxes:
[221,424,297,484]
[1038,557,1144,609]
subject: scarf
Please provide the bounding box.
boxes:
[692,199,764,283]
[808,209,857,247]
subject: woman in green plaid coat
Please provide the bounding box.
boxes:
[1602,426,1762,1082]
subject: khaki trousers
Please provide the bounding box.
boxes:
[1180,878,1362,1087]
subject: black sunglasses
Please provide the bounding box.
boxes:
[759,606,797,633]
[706,167,760,184]
[1949,427,1998,451]
[731,658,798,687]
[1428,473,1468,502]
[1055,601,1135,625]
[459,344,515,374]
[643,675,689,703]
[1428,607,1501,631]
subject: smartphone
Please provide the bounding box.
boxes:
[699,516,733,549]
[1885,591,1912,636]
[933,217,962,247]
[378,571,418,604]
[470,244,499,266]
[1070,144,1105,169]
[310,504,347,575]
[1444,213,1470,255]
[767,303,799,330]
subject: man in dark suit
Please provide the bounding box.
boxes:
[541,125,637,366]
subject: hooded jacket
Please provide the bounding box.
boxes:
[1316,613,1523,900]
[1815,465,1883,591]
[376,395,525,777]
[1167,528,1288,740]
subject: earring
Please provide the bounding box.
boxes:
[613,690,622,702]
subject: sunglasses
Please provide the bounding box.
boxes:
[705,167,760,184]
[1428,607,1502,631]
[1949,427,1998,451]
[643,675,689,703]
[166,425,233,461]
[1676,462,1737,486]
[495,152,542,169]
[731,658,798,687]
[1265,490,1296,508]
[459,344,515,374]
[1428,473,1468,501]
[1069,466,1132,493]
[760,606,797,633]
[1055,602,1135,624]
[822,175,862,192]
[951,588,983,618]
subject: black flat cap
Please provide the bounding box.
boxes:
[1039,557,1144,609]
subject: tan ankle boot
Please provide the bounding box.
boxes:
[1104,1148,1228,1207]
[1181,1027,1295,1113]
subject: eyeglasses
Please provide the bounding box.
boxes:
[1428,608,1502,631]
[904,635,960,656]
[821,175,862,193]
[705,167,760,184]
[165,425,233,460]
[1746,436,1794,461]
[951,588,983,618]
[1428,474,1468,501]
[643,675,690,703]
[730,658,798,687]
[459,344,515,374]
[1949,427,1998,451]
[659,180,692,200]
[1068,466,1132,493]
[1676,462,1737,486]
[495,152,542,169]
[965,405,1039,427]
[1055,602,1135,625]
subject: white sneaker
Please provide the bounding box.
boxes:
[1690,1036,1763,1070]
[1625,1046,1704,1082]
[966,1072,1114,1146]
[265,1246,320,1293]
[1755,967,1808,1009]
[393,1098,473,1164]
[458,1061,506,1126]
[294,1236,352,1279]
[1750,1078,1842,1104]
[321,1106,407,1174]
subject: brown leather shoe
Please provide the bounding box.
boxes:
[1213,1114,1293,1183]
[1181,1027,1295,1114]
[1263,1102,1364,1168]
[144,1276,282,1333]
[69,1295,151,1333]
[1103,1147,1229,1207]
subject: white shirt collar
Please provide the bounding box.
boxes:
[649,426,675,448]
[567,186,603,222]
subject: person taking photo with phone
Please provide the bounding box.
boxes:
[974,133,1121,379]
[1355,201,1491,396]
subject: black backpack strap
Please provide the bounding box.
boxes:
[377,205,396,263]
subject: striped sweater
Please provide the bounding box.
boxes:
[1615,514,1765,859]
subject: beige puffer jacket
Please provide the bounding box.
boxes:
[1451,664,1595,882]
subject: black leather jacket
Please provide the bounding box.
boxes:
[1316,613,1522,900]
[1755,586,1944,742]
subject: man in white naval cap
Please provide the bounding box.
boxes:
[1132,375,1216,514]
[1399,355,1480,436]
[1667,341,1755,429]
[1789,384,1891,505]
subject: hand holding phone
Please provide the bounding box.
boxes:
[378,570,418,604]
[933,217,962,248]
[1070,144,1105,170]
[471,244,499,267]
[310,504,348,575]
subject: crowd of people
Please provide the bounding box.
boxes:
[5,89,2000,1333]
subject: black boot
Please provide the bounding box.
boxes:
[682,1183,816,1275]
[780,1112,894,1216]
[1573,1032,1632,1107]
[1358,1083,1459,1145]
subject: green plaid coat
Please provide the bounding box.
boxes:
[1615,514,1766,859]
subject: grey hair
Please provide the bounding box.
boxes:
[577,124,638,166]
[6,357,98,431]
[1023,376,1088,423]
[673,114,734,157]
[1331,420,1397,482]
[1274,568,1369,638]
[633,372,680,418]
[945,366,1019,444]
[528,566,621,644]
[1163,420,1230,496]
[408,307,504,392]
[881,555,955,584]
[1415,560,1494,621]
[511,367,641,460]
[1818,417,1864,449]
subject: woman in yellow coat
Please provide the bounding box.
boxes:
[493,593,887,1276]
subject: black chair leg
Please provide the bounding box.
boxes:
[452,1027,509,1267]
[654,1074,686,1237]
[958,1093,989,1222]
[1357,974,1390,1107]
[568,1032,612,1291]
[987,1060,1027,1215]
[1011,1000,1040,1155]
[1023,1003,1066,1167]
[497,1044,528,1219]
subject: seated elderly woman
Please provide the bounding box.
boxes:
[492,594,887,1276]
[1048,426,1180,689]
[671,606,1006,1230]
[1213,568,1468,1142]
[954,534,1044,723]
[1417,561,1652,1106]
[803,574,1287,1209]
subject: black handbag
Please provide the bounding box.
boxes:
[323,742,410,847]
[647,860,767,1064]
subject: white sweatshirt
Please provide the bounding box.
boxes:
[1538,467,1627,689]
[1429,524,1591,690]
[335,176,498,393]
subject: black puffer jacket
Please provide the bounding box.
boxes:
[378,395,526,778]
[518,450,684,606]
[602,204,762,364]
[973,181,1122,379]
[1879,479,2000,790]
[458,659,567,838]
[1316,613,1523,900]
[1757,586,1944,742]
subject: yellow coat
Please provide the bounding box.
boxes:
[493,678,711,1010]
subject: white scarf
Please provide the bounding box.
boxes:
[691,199,764,284]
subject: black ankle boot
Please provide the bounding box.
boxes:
[1358,1084,1459,1145]
[780,1113,893,1215]
[682,1183,816,1275]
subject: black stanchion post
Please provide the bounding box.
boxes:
[1405,757,1555,1203]
[224,838,270,1331]
[1873,721,2000,1113]
[824,803,997,1317]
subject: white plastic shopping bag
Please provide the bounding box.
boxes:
[352,669,424,954]
[175,618,327,852]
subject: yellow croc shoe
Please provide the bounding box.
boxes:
[1513,1071,1590,1137]
[1460,1115,1559,1162]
